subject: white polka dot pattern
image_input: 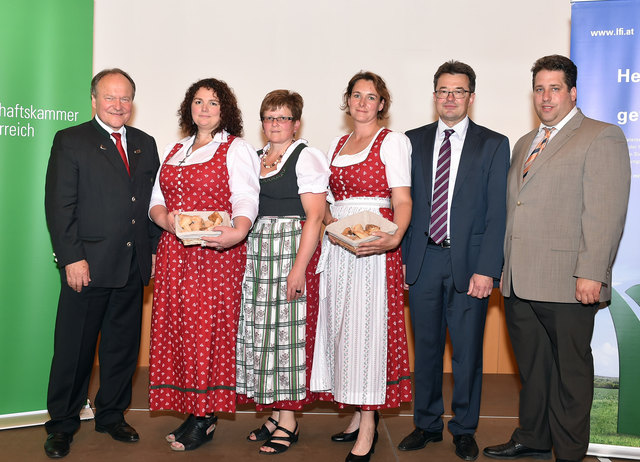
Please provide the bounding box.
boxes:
[149,137,245,414]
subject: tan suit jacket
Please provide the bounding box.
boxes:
[503,109,630,303]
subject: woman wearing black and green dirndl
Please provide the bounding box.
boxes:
[236,90,330,455]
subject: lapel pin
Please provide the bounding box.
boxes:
[134,149,142,154]
[100,144,107,150]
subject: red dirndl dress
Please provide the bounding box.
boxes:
[313,128,412,410]
[149,137,245,415]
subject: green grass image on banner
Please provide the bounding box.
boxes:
[591,386,640,446]
[607,286,640,437]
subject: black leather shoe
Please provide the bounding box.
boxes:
[44,432,73,458]
[397,428,443,451]
[171,415,217,451]
[95,420,140,442]
[166,414,196,443]
[332,427,359,442]
[483,440,552,459]
[454,434,479,461]
[332,411,379,443]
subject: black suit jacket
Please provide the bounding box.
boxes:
[45,119,161,287]
[402,119,510,292]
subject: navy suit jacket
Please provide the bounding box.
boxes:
[402,119,510,292]
[45,119,161,287]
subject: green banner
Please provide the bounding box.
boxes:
[0,1,93,415]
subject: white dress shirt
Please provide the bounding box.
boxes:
[95,115,128,160]
[528,106,579,152]
[431,116,470,238]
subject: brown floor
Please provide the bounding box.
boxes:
[0,369,613,462]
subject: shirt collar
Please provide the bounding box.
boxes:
[437,116,469,140]
[261,138,308,152]
[538,106,578,134]
[213,129,229,143]
[95,115,126,137]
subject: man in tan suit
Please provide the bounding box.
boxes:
[483,55,630,462]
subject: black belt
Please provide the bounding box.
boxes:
[427,237,451,248]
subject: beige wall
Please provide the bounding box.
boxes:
[95,0,571,373]
[94,0,571,153]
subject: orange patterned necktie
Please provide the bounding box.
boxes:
[112,132,130,175]
[523,127,554,178]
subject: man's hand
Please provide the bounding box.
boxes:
[576,277,602,305]
[467,273,493,299]
[65,260,91,293]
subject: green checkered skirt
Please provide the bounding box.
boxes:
[236,216,307,403]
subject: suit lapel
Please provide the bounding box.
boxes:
[126,127,141,177]
[421,125,437,204]
[91,118,132,179]
[516,129,538,191]
[522,110,584,185]
[452,120,478,200]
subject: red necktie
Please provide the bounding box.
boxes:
[111,132,130,175]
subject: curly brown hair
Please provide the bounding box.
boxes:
[178,78,243,137]
[341,71,391,120]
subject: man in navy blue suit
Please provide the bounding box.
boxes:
[399,61,510,461]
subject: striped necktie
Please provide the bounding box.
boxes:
[523,127,554,178]
[429,129,454,244]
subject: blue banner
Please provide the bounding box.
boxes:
[571,0,640,457]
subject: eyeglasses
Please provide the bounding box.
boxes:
[261,116,295,123]
[434,89,471,99]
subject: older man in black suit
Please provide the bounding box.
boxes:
[43,68,161,458]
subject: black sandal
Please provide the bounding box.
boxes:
[170,415,217,451]
[247,416,279,442]
[165,414,195,443]
[259,423,299,455]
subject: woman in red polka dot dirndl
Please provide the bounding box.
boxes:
[310,72,413,462]
[147,78,260,452]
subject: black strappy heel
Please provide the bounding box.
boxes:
[248,416,279,442]
[259,423,299,455]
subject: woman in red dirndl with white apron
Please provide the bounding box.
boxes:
[311,72,413,462]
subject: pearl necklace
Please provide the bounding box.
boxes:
[261,139,294,169]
